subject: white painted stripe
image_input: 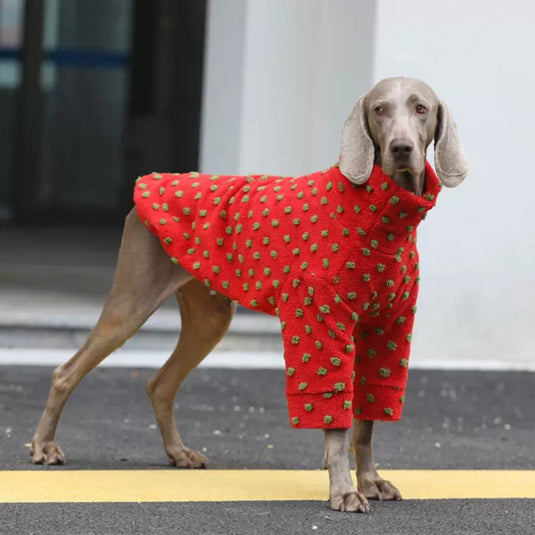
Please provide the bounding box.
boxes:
[0,348,534,371]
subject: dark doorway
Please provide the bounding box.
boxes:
[0,0,206,225]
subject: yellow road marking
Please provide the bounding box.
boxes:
[0,470,533,503]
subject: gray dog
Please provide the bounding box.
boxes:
[31,77,468,513]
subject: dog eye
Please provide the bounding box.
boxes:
[415,104,428,114]
[374,106,385,115]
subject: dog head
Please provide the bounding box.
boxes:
[339,77,469,193]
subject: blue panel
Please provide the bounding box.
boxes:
[0,47,129,68]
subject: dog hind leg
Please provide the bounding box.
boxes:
[146,279,236,468]
[30,209,191,464]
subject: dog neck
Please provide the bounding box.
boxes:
[390,170,427,196]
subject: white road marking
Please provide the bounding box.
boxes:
[0,347,534,371]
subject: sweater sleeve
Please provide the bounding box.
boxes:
[277,274,358,429]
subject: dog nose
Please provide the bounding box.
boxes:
[390,140,414,157]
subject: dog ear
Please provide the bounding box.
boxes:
[434,101,470,187]
[339,97,374,184]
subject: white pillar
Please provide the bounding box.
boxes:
[201,0,376,176]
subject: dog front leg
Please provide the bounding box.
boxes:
[350,420,402,500]
[323,429,370,513]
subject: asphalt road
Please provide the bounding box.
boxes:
[0,366,534,534]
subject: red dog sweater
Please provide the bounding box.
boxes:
[134,163,441,429]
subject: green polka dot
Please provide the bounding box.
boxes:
[366,393,375,403]
[193,262,201,270]
[298,382,308,391]
[287,367,295,377]
[291,417,300,425]
[334,382,345,392]
[387,341,398,351]
[304,403,313,412]
[400,359,408,368]
[302,353,311,362]
[384,408,394,416]
[330,357,341,367]
[323,415,333,424]
[379,368,391,378]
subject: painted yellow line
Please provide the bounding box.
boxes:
[0,470,533,503]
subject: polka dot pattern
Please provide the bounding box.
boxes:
[134,163,441,429]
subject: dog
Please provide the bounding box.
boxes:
[30,77,468,513]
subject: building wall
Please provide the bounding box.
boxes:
[201,0,376,175]
[201,0,535,364]
[374,0,535,364]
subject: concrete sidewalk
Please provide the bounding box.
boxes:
[2,225,535,371]
[0,225,282,354]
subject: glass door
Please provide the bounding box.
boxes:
[0,0,23,219]
[40,0,133,215]
[0,0,206,224]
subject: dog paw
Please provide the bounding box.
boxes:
[358,475,402,501]
[330,490,371,513]
[167,446,208,468]
[30,440,66,465]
